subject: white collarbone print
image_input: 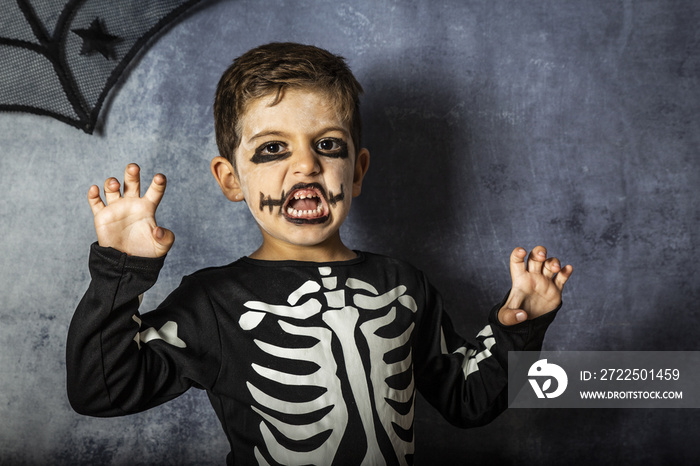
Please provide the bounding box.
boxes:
[240,266,418,466]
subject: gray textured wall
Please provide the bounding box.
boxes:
[1,0,698,464]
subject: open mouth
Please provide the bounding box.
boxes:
[282,183,330,224]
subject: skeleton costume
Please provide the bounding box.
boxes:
[67,243,558,466]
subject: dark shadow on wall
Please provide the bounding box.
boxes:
[352,56,515,464]
[352,60,485,317]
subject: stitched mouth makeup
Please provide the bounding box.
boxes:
[259,183,345,225]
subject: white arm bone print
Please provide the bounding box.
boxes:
[441,325,496,378]
[239,267,418,466]
[131,315,186,350]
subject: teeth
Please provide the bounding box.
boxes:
[293,192,319,200]
[286,202,324,218]
[286,190,325,219]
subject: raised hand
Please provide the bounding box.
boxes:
[88,163,174,258]
[498,246,572,326]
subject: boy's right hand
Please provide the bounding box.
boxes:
[88,163,174,258]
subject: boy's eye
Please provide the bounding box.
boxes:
[251,142,291,164]
[315,138,348,158]
[263,142,284,154]
[317,139,339,151]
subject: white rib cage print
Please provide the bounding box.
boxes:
[239,266,418,466]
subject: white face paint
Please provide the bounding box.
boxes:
[232,88,369,261]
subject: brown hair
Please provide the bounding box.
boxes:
[214,42,364,167]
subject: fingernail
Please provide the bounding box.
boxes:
[516,311,527,322]
[155,228,164,239]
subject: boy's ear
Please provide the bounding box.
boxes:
[211,156,245,202]
[351,148,370,197]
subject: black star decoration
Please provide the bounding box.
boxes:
[72,18,122,60]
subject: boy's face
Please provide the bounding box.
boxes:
[213,88,369,259]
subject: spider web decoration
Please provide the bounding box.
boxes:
[0,0,204,134]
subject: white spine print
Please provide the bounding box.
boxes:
[323,307,385,466]
[240,268,418,465]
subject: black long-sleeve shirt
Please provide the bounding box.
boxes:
[67,243,557,465]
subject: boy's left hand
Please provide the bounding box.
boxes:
[498,246,573,326]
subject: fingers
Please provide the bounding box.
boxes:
[509,247,528,278]
[509,245,549,276]
[542,257,561,279]
[527,245,547,274]
[103,177,121,205]
[555,264,573,290]
[87,184,105,215]
[153,226,175,255]
[123,163,141,198]
[143,173,167,207]
[96,164,163,206]
[511,245,572,285]
[498,307,528,326]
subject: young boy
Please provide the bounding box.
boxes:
[67,42,572,466]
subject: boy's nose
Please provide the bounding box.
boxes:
[292,146,321,176]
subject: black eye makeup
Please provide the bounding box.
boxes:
[314,138,348,159]
[250,138,349,164]
[250,141,292,164]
